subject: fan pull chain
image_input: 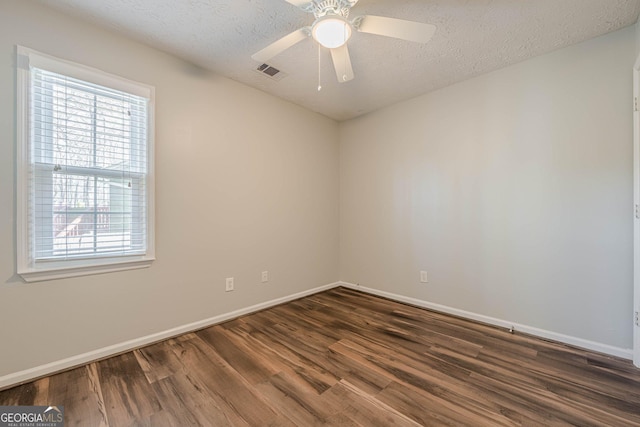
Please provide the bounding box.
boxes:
[317,44,322,92]
[343,23,348,82]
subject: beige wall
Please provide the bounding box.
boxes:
[0,1,339,377]
[636,19,640,56]
[340,27,635,349]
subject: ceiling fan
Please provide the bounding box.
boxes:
[251,0,436,83]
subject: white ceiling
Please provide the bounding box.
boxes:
[38,0,640,121]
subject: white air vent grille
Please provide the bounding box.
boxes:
[255,63,288,81]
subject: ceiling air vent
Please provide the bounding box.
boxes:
[255,63,288,81]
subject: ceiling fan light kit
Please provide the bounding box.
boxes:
[251,0,436,84]
[312,16,352,48]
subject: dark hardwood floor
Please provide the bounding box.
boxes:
[2,287,640,426]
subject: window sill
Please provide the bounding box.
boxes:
[18,256,155,283]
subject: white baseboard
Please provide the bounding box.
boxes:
[338,281,633,360]
[3,280,631,390]
[0,282,342,390]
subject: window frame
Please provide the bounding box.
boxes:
[16,46,156,282]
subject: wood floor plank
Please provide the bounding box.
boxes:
[46,364,110,427]
[196,326,279,385]
[332,379,423,427]
[0,378,48,406]
[85,363,109,427]
[247,325,344,394]
[377,380,495,427]
[133,339,185,384]
[255,371,335,426]
[339,335,530,424]
[435,342,638,426]
[327,348,393,396]
[97,352,162,426]
[1,287,639,426]
[417,346,576,425]
[218,323,341,395]
[331,338,516,426]
[168,334,280,426]
[147,409,182,427]
[151,372,235,426]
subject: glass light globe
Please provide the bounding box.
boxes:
[312,18,352,49]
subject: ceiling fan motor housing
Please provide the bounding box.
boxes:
[312,0,358,19]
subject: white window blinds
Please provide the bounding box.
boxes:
[17,47,154,281]
[30,67,149,261]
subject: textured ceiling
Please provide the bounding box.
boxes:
[37,0,640,121]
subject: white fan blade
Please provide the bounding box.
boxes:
[330,44,354,83]
[355,15,436,44]
[251,28,309,63]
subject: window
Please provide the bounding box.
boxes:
[16,47,155,282]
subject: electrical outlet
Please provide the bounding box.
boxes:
[420,270,428,283]
[261,271,269,283]
[225,277,234,292]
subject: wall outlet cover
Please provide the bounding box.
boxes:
[420,271,428,283]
